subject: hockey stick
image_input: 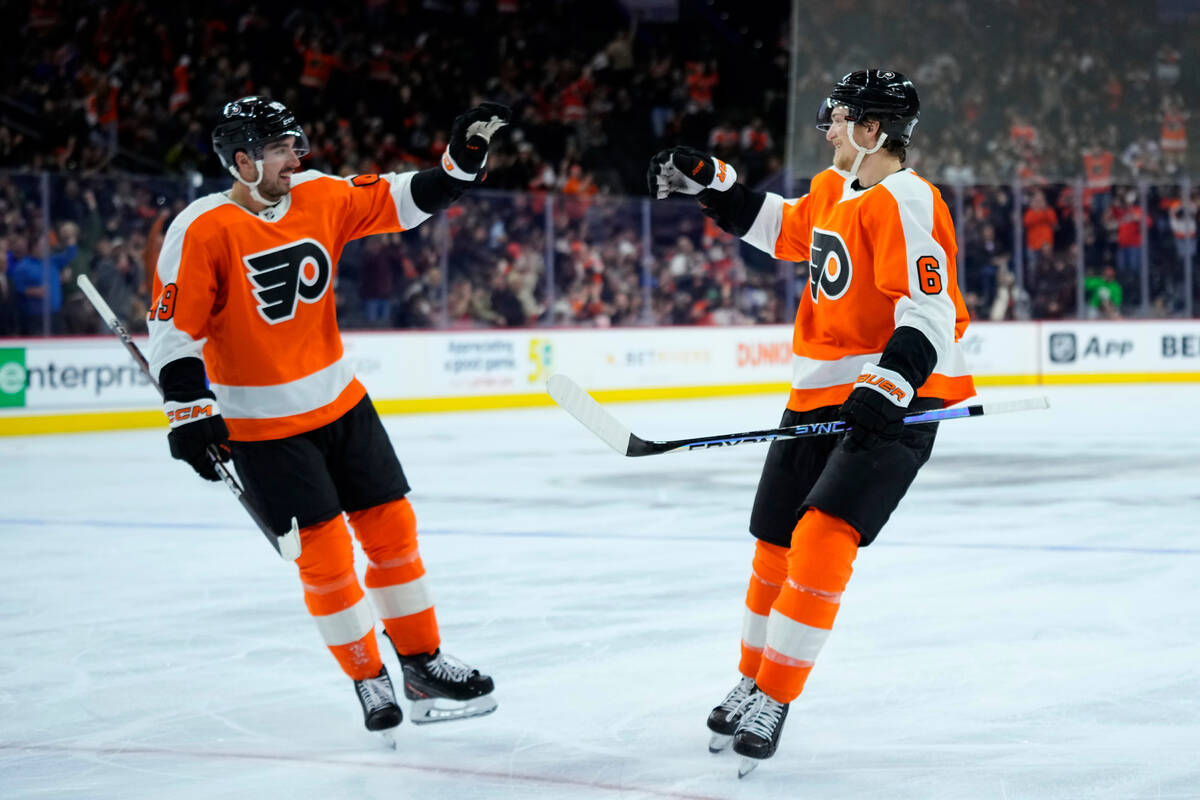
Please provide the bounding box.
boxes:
[77,275,301,561]
[546,373,1049,457]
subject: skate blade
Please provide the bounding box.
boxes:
[409,694,498,725]
[737,757,760,778]
[708,733,732,753]
[378,729,398,750]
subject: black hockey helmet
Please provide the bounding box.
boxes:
[211,96,310,171]
[815,70,920,145]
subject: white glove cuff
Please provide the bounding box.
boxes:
[707,157,737,191]
[440,148,479,181]
[853,364,914,408]
[164,398,221,428]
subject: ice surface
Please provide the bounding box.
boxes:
[1,384,1198,799]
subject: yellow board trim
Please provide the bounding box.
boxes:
[3,373,1200,437]
[1035,372,1200,384]
[0,409,166,437]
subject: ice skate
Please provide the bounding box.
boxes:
[705,675,757,753]
[397,648,497,724]
[732,690,789,777]
[354,665,403,747]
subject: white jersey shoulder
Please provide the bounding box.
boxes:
[877,169,941,218]
[157,193,236,283]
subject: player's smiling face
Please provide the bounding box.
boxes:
[258,136,303,200]
[826,106,854,170]
[826,107,879,171]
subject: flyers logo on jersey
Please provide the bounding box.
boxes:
[243,239,333,324]
[808,228,853,302]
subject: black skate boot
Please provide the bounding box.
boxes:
[354,665,403,746]
[731,689,789,777]
[397,648,498,725]
[706,675,756,753]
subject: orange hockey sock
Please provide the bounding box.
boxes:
[755,509,861,704]
[348,498,440,657]
[296,515,381,680]
[738,539,789,677]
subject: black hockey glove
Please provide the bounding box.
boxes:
[646,146,737,199]
[444,102,512,179]
[839,364,914,447]
[839,327,938,447]
[647,147,765,237]
[160,357,231,482]
[413,102,511,215]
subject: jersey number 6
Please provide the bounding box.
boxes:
[918,256,943,295]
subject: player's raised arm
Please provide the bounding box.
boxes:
[646,145,812,262]
[334,102,512,241]
[410,101,512,213]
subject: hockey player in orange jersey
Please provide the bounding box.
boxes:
[146,96,509,738]
[648,70,975,776]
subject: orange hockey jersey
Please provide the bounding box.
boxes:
[742,167,974,411]
[147,170,432,440]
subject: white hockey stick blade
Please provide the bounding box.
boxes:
[983,396,1049,413]
[546,373,634,455]
[278,517,302,561]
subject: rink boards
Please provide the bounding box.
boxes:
[1,320,1199,435]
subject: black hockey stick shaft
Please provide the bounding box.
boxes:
[77,275,301,560]
[546,373,1049,457]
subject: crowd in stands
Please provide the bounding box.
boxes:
[1,0,1199,336]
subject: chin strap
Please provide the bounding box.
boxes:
[229,161,275,207]
[846,121,888,178]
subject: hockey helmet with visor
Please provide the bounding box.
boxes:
[212,96,310,173]
[815,69,920,146]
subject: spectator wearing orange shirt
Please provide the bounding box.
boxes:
[1082,145,1114,213]
[1022,189,1057,273]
